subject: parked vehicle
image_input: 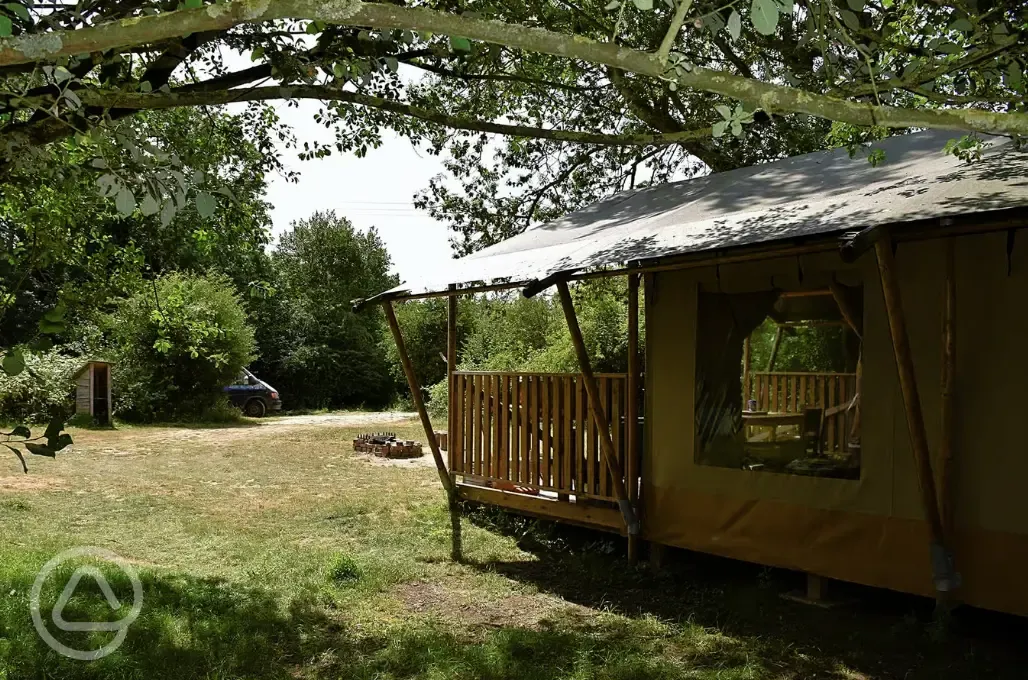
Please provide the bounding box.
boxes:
[224,368,282,417]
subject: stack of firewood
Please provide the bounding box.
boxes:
[353,432,423,458]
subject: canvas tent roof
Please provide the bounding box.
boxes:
[372,130,1028,302]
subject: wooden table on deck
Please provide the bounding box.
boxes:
[742,411,805,442]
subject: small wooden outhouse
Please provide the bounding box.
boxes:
[74,360,113,425]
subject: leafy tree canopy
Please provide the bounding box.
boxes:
[249,210,399,409]
[0,0,1024,252]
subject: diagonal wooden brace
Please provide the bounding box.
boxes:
[556,280,640,536]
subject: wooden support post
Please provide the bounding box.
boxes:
[384,300,461,561]
[742,334,752,407]
[939,240,956,543]
[767,326,783,372]
[874,235,956,597]
[627,273,641,564]
[556,280,640,536]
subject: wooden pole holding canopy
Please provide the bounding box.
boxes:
[873,233,958,599]
[383,299,462,561]
[939,239,957,543]
[626,273,641,563]
[556,280,641,537]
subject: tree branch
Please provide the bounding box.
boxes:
[55,85,714,147]
[1,0,1027,136]
[657,0,693,65]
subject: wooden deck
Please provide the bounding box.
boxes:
[449,371,634,530]
[746,371,858,453]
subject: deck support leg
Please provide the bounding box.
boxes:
[627,273,642,564]
[556,280,641,538]
[384,300,462,561]
[874,235,957,605]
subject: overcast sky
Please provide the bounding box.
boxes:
[239,99,454,283]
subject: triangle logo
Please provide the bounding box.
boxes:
[51,566,125,633]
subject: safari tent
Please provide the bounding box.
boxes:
[361,130,1028,617]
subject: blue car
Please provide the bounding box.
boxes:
[224,368,282,417]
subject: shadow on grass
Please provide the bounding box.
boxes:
[463,508,1028,680]
[0,568,765,680]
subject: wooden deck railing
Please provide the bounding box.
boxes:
[745,371,858,453]
[449,371,629,502]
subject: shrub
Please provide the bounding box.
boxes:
[106,273,256,422]
[0,350,81,423]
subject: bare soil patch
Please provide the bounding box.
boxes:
[396,579,595,631]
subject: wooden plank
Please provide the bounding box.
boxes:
[473,374,483,476]
[464,374,474,475]
[838,376,848,454]
[599,377,609,498]
[612,378,622,499]
[483,374,493,478]
[567,374,575,489]
[825,376,836,453]
[455,374,466,474]
[457,484,623,533]
[575,375,585,495]
[498,375,509,481]
[511,377,522,484]
[940,238,956,542]
[519,376,529,484]
[541,375,551,488]
[586,379,597,497]
[771,375,779,412]
[790,375,798,412]
[759,374,768,410]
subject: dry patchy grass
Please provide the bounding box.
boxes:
[0,415,1024,680]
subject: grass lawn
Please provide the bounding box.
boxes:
[0,414,1024,679]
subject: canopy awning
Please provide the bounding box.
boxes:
[364,130,1028,305]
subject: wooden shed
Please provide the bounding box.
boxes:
[74,360,113,426]
[361,131,1028,616]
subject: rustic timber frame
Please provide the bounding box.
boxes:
[369,208,1027,615]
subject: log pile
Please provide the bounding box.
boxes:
[353,432,423,459]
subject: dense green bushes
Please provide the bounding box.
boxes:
[0,350,81,422]
[419,278,640,417]
[106,273,255,421]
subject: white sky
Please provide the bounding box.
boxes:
[243,100,454,282]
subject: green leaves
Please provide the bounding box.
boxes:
[116,187,137,216]
[2,350,25,377]
[840,10,861,31]
[0,15,11,37]
[846,0,863,11]
[727,10,742,41]
[195,191,218,219]
[4,2,30,22]
[631,0,653,10]
[449,36,472,53]
[712,103,755,138]
[750,0,779,36]
[184,0,203,8]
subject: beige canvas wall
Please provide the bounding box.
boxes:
[643,230,1028,614]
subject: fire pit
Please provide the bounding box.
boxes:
[353,432,424,459]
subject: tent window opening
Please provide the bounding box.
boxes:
[694,287,862,480]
